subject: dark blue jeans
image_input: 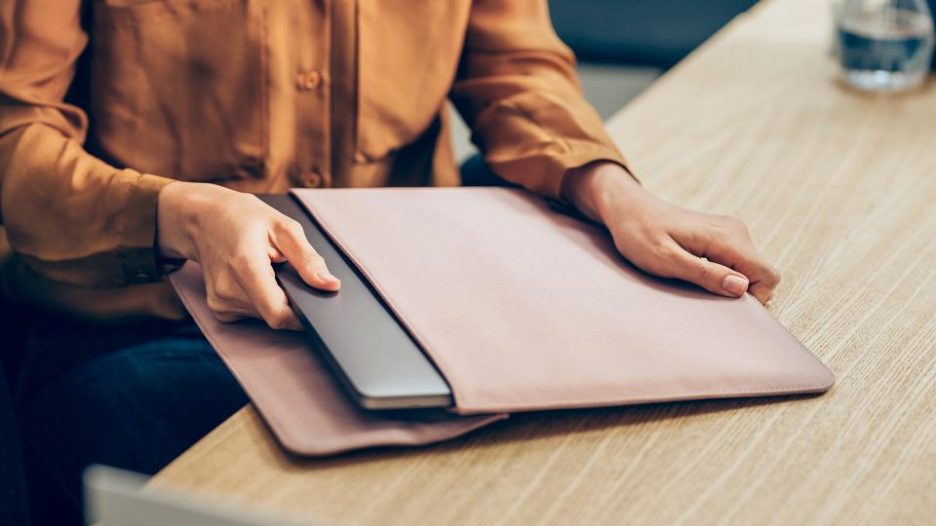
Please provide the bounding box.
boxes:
[1,359,29,526]
[15,316,247,526]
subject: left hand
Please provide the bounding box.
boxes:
[561,162,780,304]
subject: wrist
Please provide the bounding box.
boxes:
[157,181,201,260]
[561,161,643,223]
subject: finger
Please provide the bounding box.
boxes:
[205,273,252,320]
[693,237,780,304]
[268,246,287,263]
[647,240,751,298]
[232,255,303,330]
[672,219,780,304]
[207,294,256,324]
[271,218,341,291]
[207,295,248,323]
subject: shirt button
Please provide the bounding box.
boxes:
[296,71,321,92]
[304,170,323,188]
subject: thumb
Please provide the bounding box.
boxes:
[272,219,341,291]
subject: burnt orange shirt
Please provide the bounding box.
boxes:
[0,0,626,322]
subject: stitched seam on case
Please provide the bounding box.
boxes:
[454,382,836,415]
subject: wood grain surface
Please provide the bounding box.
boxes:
[151,0,936,523]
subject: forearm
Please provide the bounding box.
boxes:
[0,0,177,288]
[1,124,173,287]
[452,0,629,200]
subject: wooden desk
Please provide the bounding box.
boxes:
[151,0,936,523]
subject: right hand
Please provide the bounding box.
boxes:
[562,163,780,304]
[157,182,340,330]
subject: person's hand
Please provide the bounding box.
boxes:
[561,162,780,304]
[157,182,340,329]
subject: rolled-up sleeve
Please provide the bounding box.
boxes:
[450,0,629,199]
[0,0,173,288]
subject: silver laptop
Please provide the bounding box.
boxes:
[263,194,454,411]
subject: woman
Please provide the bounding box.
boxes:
[0,0,779,523]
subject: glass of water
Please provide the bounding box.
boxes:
[836,0,936,91]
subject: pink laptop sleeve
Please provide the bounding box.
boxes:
[171,188,832,456]
[291,188,833,415]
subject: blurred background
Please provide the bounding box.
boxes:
[450,0,759,161]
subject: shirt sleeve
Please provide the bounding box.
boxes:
[0,0,174,288]
[450,0,630,199]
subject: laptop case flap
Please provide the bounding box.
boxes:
[170,263,506,456]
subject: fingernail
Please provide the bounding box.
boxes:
[722,274,749,296]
